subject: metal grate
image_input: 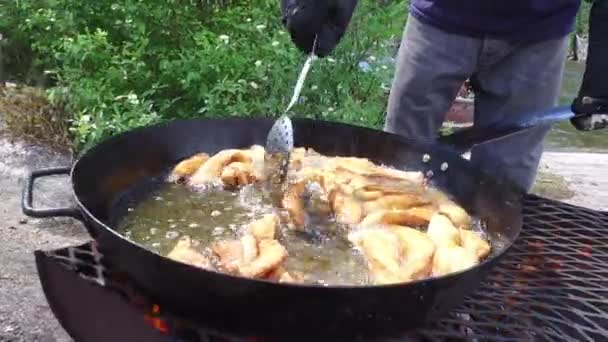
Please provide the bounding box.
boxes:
[46,240,106,286]
[413,195,608,341]
[44,195,608,341]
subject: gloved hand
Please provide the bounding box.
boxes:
[281,0,359,57]
[571,1,608,131]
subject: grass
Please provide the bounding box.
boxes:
[0,84,72,152]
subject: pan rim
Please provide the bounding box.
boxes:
[70,117,524,290]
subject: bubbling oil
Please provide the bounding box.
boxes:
[116,182,371,285]
[116,161,497,286]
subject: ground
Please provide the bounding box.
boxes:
[0,119,606,341]
[0,125,86,342]
[536,152,608,211]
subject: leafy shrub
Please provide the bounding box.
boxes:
[1,0,407,150]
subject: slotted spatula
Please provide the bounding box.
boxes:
[264,37,318,196]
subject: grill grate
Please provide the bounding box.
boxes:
[44,195,608,341]
[413,195,608,341]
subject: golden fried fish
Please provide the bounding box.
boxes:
[460,229,491,259]
[167,236,211,269]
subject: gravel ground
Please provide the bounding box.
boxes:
[0,130,88,342]
[0,121,605,341]
[538,152,608,211]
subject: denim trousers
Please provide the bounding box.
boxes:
[385,14,568,191]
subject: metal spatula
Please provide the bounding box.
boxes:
[265,37,318,193]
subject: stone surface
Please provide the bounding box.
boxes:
[0,131,86,342]
[537,152,608,211]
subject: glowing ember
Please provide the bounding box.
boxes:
[143,304,169,334]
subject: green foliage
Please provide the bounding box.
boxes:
[1,0,406,150]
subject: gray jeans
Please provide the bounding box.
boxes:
[385,15,568,191]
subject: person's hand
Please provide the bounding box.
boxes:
[571,1,608,131]
[281,0,359,57]
[571,97,608,131]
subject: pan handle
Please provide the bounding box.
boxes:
[22,167,83,220]
[438,105,576,153]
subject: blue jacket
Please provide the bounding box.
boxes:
[410,0,582,42]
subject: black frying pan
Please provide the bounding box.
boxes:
[21,117,525,340]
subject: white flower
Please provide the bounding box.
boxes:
[246,18,252,22]
[368,55,377,62]
[262,76,269,81]
[311,85,318,91]
[256,25,266,30]
[250,82,259,89]
[278,31,286,35]
[328,107,335,112]
[381,65,388,70]
[218,34,230,43]
[255,60,262,67]
[126,93,139,105]
[271,41,280,47]
[327,57,336,63]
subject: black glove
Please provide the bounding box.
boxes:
[571,1,608,131]
[281,0,359,57]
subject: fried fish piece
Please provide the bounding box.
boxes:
[248,145,266,181]
[326,157,378,175]
[239,239,288,278]
[358,210,387,228]
[439,202,472,229]
[426,213,461,247]
[390,226,436,280]
[349,228,406,284]
[282,180,307,229]
[293,167,332,192]
[426,213,481,277]
[288,147,309,171]
[431,245,478,277]
[213,233,288,279]
[168,153,210,183]
[363,194,431,214]
[358,205,435,228]
[460,229,491,259]
[240,234,258,264]
[167,236,211,269]
[352,185,386,201]
[380,206,436,227]
[372,167,425,184]
[211,240,244,274]
[221,162,256,187]
[190,149,252,186]
[248,213,278,240]
[328,188,363,225]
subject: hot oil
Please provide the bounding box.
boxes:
[281,228,371,286]
[117,156,494,286]
[116,182,372,285]
[116,183,264,256]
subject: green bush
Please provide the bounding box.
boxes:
[1,0,407,150]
